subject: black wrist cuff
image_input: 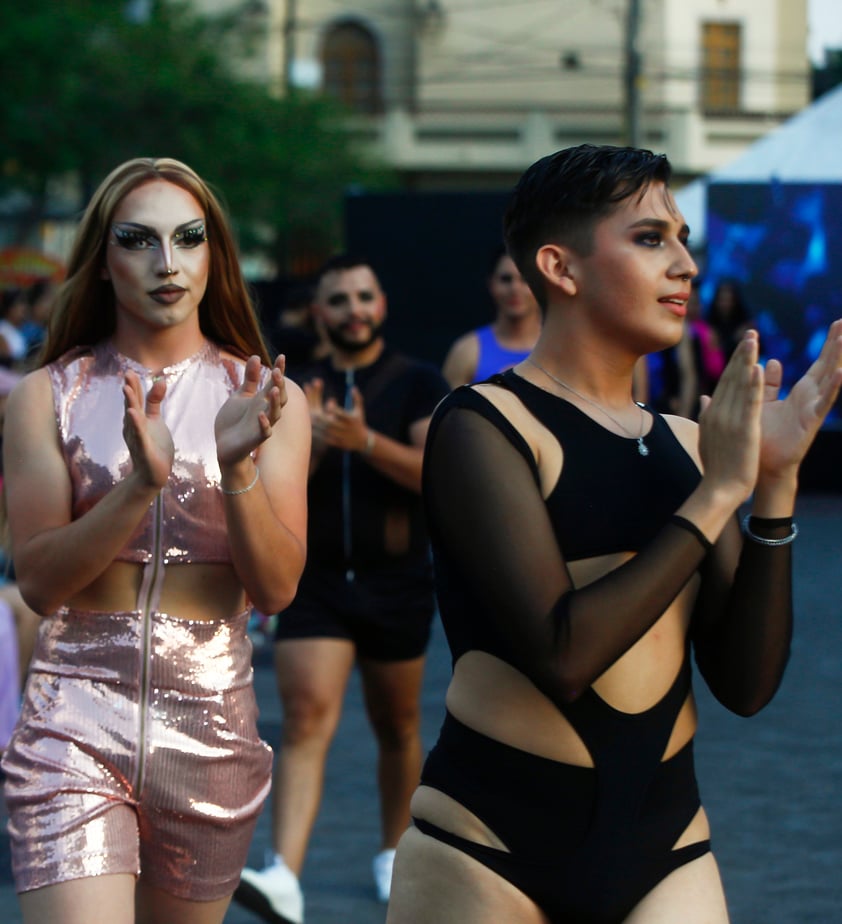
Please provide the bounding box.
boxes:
[670,515,713,552]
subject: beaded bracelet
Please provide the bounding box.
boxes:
[221,465,260,496]
[741,513,798,546]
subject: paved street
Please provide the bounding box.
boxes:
[2,493,840,923]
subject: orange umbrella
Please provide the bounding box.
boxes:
[0,247,65,290]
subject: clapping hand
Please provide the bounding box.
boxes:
[304,380,370,454]
[215,354,287,466]
[122,370,175,489]
[757,318,842,480]
[303,377,329,456]
[697,331,764,506]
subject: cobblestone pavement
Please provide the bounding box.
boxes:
[2,494,840,923]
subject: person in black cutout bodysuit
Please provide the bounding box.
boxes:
[385,144,842,924]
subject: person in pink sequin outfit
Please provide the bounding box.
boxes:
[0,158,310,924]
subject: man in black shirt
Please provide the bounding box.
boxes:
[236,255,449,924]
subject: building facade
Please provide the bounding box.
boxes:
[199,0,811,188]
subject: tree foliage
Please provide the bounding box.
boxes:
[0,0,392,267]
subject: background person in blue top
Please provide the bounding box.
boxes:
[386,144,842,924]
[236,254,449,924]
[442,245,542,387]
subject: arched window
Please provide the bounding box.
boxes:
[322,21,382,114]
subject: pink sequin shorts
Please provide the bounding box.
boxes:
[1,606,273,900]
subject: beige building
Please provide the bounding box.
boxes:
[200,0,811,189]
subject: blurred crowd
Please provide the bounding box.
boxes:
[0,274,61,757]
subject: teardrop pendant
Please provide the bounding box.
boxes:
[637,438,649,457]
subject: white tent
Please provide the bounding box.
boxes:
[674,83,842,244]
[714,82,842,182]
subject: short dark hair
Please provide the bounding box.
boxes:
[503,144,672,308]
[486,244,509,277]
[314,253,381,289]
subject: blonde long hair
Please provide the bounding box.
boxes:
[41,157,270,366]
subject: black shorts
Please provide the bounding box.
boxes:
[274,564,435,661]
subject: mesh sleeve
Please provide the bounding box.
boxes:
[691,515,793,716]
[425,402,710,706]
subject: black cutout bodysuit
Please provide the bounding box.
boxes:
[415,370,794,923]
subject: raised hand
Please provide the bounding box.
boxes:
[215,354,287,466]
[697,330,765,505]
[758,318,842,478]
[303,377,330,455]
[304,381,370,454]
[321,386,370,453]
[122,370,175,489]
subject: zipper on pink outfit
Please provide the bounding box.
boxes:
[134,492,165,794]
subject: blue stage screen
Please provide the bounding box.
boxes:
[705,182,842,426]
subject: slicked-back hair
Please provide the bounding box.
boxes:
[503,144,672,309]
[40,157,270,366]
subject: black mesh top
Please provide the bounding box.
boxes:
[422,372,793,715]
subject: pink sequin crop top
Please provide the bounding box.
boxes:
[48,340,263,565]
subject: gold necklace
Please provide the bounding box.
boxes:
[526,357,650,457]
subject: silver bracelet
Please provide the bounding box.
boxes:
[221,465,260,496]
[741,514,798,546]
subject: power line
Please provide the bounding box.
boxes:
[244,0,811,116]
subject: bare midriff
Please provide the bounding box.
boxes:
[67,561,246,621]
[411,557,707,852]
[444,555,700,767]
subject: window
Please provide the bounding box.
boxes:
[701,22,741,113]
[322,21,381,114]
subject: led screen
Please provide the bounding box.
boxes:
[705,182,842,426]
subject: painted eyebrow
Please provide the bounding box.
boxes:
[112,218,205,234]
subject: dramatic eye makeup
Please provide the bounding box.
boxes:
[173,224,208,248]
[111,226,157,250]
[111,221,207,251]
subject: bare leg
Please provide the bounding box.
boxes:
[359,654,426,848]
[271,638,356,874]
[387,827,550,924]
[623,852,730,923]
[136,881,232,924]
[18,874,135,924]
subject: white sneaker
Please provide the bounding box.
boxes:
[234,855,304,924]
[372,848,396,903]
